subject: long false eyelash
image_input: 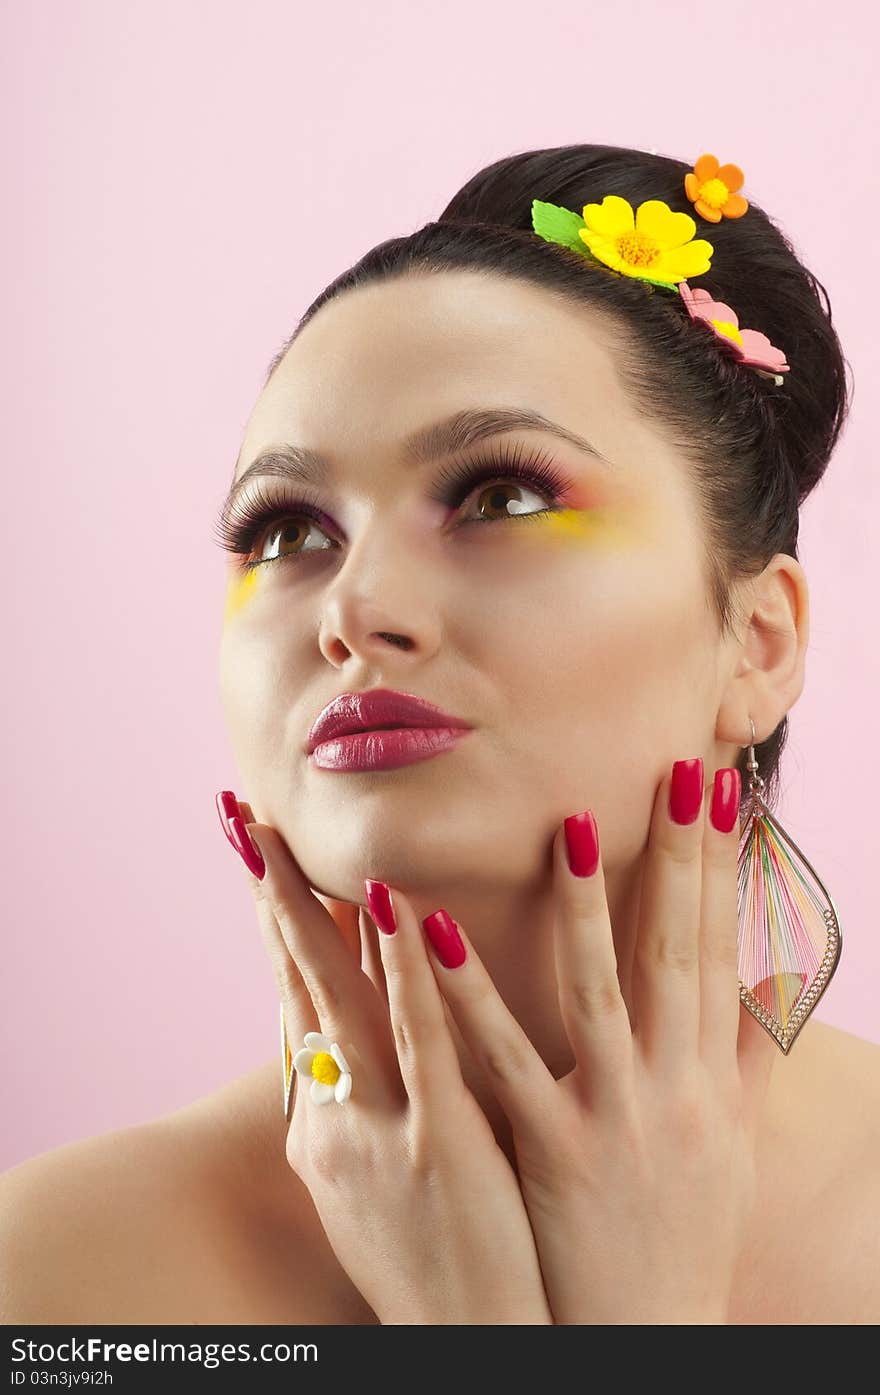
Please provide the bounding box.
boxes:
[429,438,571,503]
[212,439,575,567]
[212,479,335,558]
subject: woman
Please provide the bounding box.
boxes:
[3,143,878,1325]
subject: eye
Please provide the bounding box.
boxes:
[462,477,554,524]
[243,476,555,568]
[213,441,575,572]
[256,516,335,566]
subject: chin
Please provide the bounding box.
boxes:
[301,854,426,908]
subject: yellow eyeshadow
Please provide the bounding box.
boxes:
[223,566,259,623]
[221,506,634,626]
[515,506,632,549]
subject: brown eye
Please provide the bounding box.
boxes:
[465,479,554,523]
[258,516,335,564]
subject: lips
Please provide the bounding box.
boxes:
[307,688,473,755]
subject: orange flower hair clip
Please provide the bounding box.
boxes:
[530,150,789,387]
[683,152,749,223]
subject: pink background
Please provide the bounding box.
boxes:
[2,1,877,1174]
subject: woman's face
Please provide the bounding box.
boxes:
[218,271,740,910]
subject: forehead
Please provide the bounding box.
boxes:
[236,271,675,497]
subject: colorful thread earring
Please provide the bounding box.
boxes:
[737,717,843,1054]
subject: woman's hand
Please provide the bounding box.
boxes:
[369,758,777,1325]
[217,795,554,1326]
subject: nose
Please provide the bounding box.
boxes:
[314,507,448,668]
[319,621,418,666]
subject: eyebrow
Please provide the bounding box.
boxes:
[220,406,616,522]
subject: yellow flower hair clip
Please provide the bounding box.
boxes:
[530,151,787,386]
[532,193,714,290]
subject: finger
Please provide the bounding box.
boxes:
[246,878,313,1134]
[389,889,557,1144]
[230,818,323,1117]
[630,758,706,1073]
[248,863,321,1049]
[235,803,370,967]
[552,813,635,1117]
[359,906,390,1010]
[222,798,329,1119]
[364,880,473,1124]
[698,768,743,1079]
[239,822,398,1103]
[236,802,363,964]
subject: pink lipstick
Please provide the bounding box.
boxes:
[307,688,474,771]
[310,725,472,771]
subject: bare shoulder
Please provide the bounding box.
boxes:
[0,1117,211,1323]
[793,1021,880,1323]
[731,1019,880,1325]
[806,1019,880,1150]
[0,1063,377,1325]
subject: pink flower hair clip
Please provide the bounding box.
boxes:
[677,282,790,385]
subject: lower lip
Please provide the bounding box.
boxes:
[309,726,473,771]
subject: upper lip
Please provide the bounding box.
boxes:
[307,688,473,754]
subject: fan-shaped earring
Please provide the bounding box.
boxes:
[737,717,843,1054]
[281,1003,296,1119]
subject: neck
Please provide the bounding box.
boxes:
[395,848,643,1167]
[398,849,786,1173]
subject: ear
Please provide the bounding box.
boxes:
[714,553,810,748]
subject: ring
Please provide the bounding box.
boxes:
[293,1030,354,1105]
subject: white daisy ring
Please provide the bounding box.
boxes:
[292,1031,353,1105]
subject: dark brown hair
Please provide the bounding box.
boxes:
[263,143,853,814]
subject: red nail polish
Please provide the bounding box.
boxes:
[364,879,397,935]
[710,767,741,833]
[216,790,240,846]
[669,758,704,825]
[564,810,600,877]
[423,909,466,968]
[228,814,266,881]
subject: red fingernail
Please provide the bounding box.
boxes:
[564,810,600,877]
[364,879,397,935]
[669,758,704,825]
[216,789,240,846]
[228,814,266,881]
[422,909,466,968]
[710,767,741,833]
